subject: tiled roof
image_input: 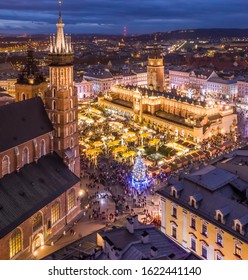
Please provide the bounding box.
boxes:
[0,153,80,238]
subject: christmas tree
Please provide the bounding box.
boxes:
[132,156,147,183]
[131,155,150,191]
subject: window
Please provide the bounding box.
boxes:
[68,189,75,211]
[217,213,222,222]
[2,155,10,176]
[52,88,56,98]
[217,233,223,246]
[202,223,207,237]
[22,147,29,165]
[10,229,22,258]
[70,125,73,135]
[22,93,26,101]
[236,223,241,234]
[40,140,46,157]
[191,217,196,230]
[70,99,73,109]
[51,113,56,123]
[171,206,177,218]
[191,199,196,208]
[33,212,43,232]
[52,100,56,110]
[191,238,196,251]
[235,244,241,258]
[202,245,207,259]
[216,254,222,260]
[51,201,60,225]
[70,138,74,148]
[171,226,177,239]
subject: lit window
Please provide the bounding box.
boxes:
[235,244,241,258]
[202,224,207,237]
[68,189,75,211]
[10,229,22,258]
[217,233,223,246]
[51,201,60,225]
[33,212,43,232]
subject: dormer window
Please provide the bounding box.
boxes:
[236,223,241,234]
[233,215,248,235]
[172,189,177,198]
[191,199,196,208]
[215,206,230,224]
[170,185,183,199]
[217,213,222,222]
[189,193,203,209]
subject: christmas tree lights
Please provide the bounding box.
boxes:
[130,155,151,192]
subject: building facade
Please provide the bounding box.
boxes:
[157,163,248,260]
[147,40,164,92]
[99,84,237,142]
[44,7,80,177]
[0,2,81,260]
[237,79,248,103]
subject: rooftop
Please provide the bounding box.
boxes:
[0,97,53,153]
[185,166,238,191]
[0,153,80,238]
[98,226,196,260]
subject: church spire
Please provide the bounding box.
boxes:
[50,0,72,54]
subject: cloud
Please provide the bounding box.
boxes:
[0,0,248,34]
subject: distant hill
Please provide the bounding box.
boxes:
[2,28,248,42]
[135,29,248,41]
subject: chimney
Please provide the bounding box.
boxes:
[141,231,149,244]
[126,217,134,234]
[126,215,139,233]
[150,246,158,258]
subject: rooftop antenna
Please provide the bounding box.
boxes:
[58,0,62,18]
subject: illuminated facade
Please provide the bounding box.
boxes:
[99,84,237,142]
[44,1,80,177]
[157,161,248,260]
[147,38,164,92]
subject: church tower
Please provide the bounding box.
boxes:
[45,0,80,177]
[147,35,164,92]
[15,44,47,102]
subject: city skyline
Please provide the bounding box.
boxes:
[1,0,248,35]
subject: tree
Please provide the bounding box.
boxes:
[132,156,147,183]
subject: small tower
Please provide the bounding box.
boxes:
[44,0,80,177]
[147,35,164,92]
[15,43,47,102]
